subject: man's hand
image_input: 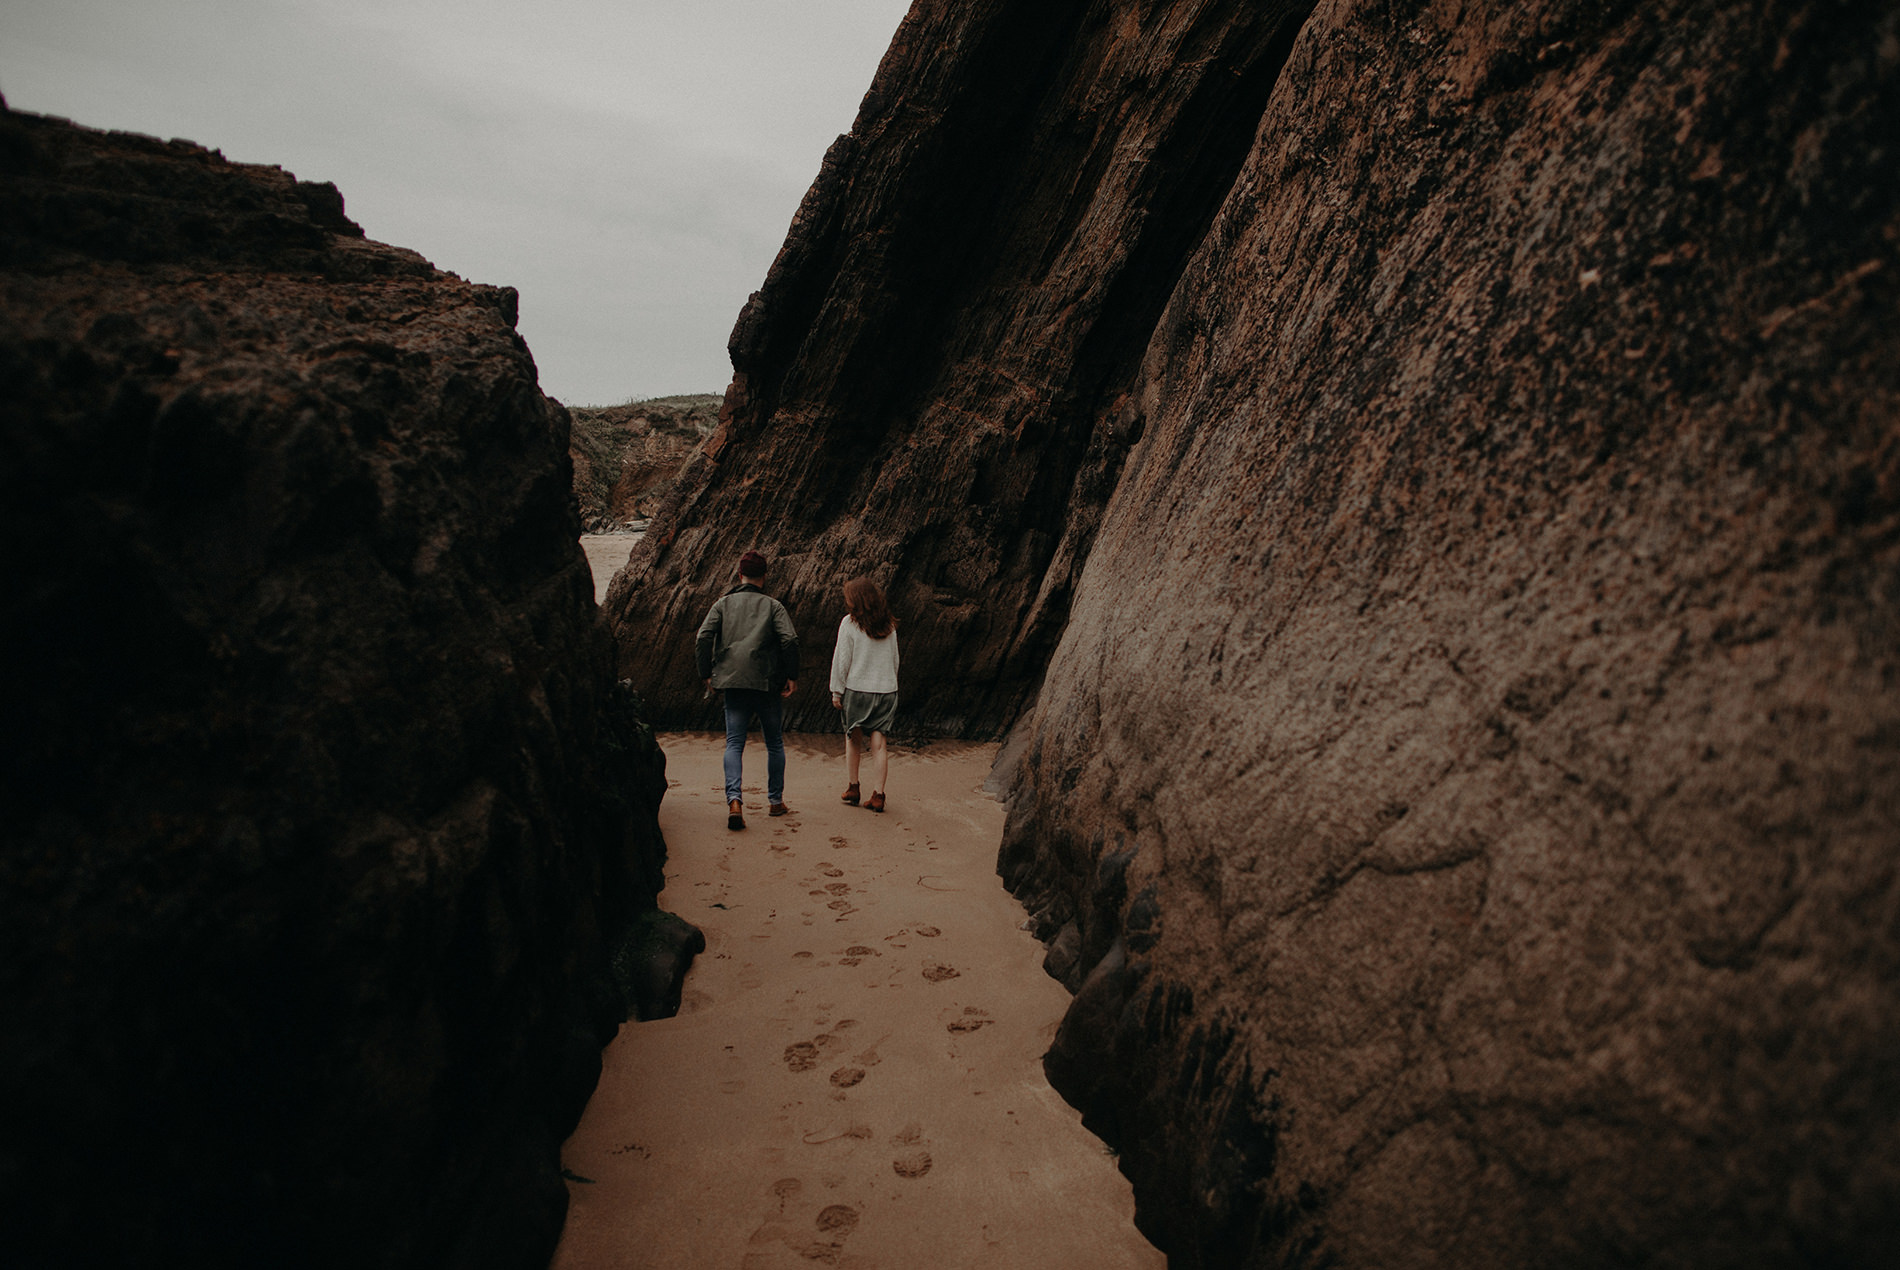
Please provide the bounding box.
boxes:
[781,679,798,698]
[831,693,843,709]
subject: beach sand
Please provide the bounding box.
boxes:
[551,731,1161,1269]
[580,532,641,604]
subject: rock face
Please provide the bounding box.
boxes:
[610,0,1900,1265]
[606,0,1318,733]
[0,104,695,1267]
[568,394,719,531]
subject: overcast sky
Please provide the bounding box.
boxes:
[0,0,912,404]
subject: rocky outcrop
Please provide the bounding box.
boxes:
[0,103,695,1268]
[1003,2,1900,1265]
[609,0,1899,1264]
[606,0,1318,734]
[568,394,719,531]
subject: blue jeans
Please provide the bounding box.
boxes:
[722,688,785,804]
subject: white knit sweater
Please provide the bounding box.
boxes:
[829,616,900,694]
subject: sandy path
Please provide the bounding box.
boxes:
[552,732,1161,1270]
[580,532,642,604]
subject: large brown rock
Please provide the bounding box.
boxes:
[608,0,1899,1264]
[606,0,1318,734]
[1005,2,1900,1265]
[0,104,694,1267]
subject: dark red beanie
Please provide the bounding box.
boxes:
[739,551,767,578]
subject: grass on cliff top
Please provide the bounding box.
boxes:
[563,391,722,410]
[568,394,719,444]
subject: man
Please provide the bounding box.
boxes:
[696,550,799,830]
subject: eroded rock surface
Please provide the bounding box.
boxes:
[0,104,693,1267]
[568,394,719,531]
[606,0,1318,734]
[1004,2,1900,1265]
[608,0,1896,1264]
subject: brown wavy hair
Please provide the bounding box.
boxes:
[843,577,895,639]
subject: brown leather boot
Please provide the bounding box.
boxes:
[841,782,860,805]
[727,799,745,830]
[769,801,791,817]
[866,791,885,813]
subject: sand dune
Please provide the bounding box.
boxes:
[553,732,1160,1269]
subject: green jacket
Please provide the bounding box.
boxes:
[695,583,800,691]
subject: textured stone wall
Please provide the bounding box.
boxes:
[0,104,692,1268]
[606,0,1318,735]
[1004,0,1900,1263]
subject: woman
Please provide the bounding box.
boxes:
[829,576,899,812]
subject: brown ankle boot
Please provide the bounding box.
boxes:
[727,799,745,830]
[866,791,885,813]
[841,782,860,805]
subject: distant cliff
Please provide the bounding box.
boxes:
[568,394,719,531]
[0,104,693,1267]
[608,0,1900,1264]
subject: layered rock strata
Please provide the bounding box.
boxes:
[568,394,719,532]
[0,104,694,1268]
[607,0,1319,734]
[609,0,1899,1264]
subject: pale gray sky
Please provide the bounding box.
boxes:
[0,0,912,403]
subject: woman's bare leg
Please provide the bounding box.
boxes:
[870,730,889,795]
[845,728,862,786]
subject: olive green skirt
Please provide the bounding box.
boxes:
[841,688,897,736]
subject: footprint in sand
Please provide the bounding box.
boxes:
[891,1122,934,1179]
[829,1067,865,1088]
[798,1204,862,1261]
[828,835,851,849]
[915,925,941,937]
[921,963,960,983]
[892,1151,933,1178]
[838,945,879,966]
[783,1023,859,1073]
[818,865,844,878]
[946,1006,992,1034]
[825,883,851,895]
[745,1187,861,1268]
